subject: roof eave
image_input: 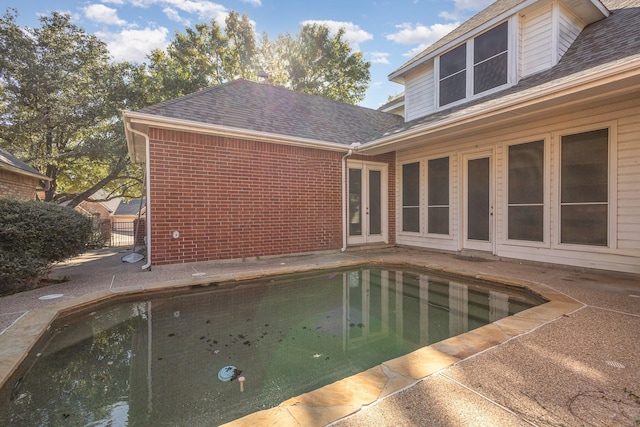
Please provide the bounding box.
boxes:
[123,111,352,164]
[0,163,51,181]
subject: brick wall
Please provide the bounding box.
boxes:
[0,169,39,200]
[148,129,349,265]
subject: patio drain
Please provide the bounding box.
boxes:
[605,361,625,369]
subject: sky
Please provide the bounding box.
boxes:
[0,0,494,109]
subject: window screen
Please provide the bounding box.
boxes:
[428,157,449,234]
[402,162,420,232]
[508,141,544,241]
[560,129,608,246]
[439,44,466,106]
[474,22,508,94]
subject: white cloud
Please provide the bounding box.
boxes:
[440,0,494,21]
[300,20,373,51]
[101,0,125,5]
[133,0,228,23]
[96,27,169,62]
[84,4,128,26]
[386,21,459,45]
[241,0,262,5]
[163,7,190,25]
[369,52,390,65]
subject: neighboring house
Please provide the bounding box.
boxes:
[124,0,640,273]
[0,147,51,200]
[112,198,146,223]
[75,190,122,221]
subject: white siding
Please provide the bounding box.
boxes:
[395,97,640,273]
[617,115,640,250]
[558,5,584,58]
[520,4,553,78]
[404,65,436,122]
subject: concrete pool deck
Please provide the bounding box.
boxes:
[0,246,639,426]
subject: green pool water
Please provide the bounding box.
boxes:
[0,266,541,426]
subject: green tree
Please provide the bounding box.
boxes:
[272,24,371,104]
[146,11,258,102]
[0,9,142,206]
[148,15,370,105]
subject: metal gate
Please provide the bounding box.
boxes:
[110,221,135,246]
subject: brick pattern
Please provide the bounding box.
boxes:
[0,170,39,200]
[149,130,332,264]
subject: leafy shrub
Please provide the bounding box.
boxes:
[0,198,92,294]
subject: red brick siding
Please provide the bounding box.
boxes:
[148,129,345,265]
[0,170,39,200]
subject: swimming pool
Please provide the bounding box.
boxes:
[0,265,543,425]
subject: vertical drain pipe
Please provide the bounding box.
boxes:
[126,122,152,270]
[341,143,360,252]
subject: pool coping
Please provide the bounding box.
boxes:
[0,258,584,426]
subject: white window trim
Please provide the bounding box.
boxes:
[502,135,551,248]
[434,17,518,110]
[551,121,618,252]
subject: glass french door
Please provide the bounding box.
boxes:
[463,151,494,252]
[348,162,387,245]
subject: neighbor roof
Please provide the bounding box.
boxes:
[0,147,50,181]
[136,80,404,145]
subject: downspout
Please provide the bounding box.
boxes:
[341,143,360,252]
[126,122,152,270]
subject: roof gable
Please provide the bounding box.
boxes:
[390,0,608,81]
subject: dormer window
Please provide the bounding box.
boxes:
[438,21,510,108]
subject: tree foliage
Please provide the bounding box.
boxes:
[147,13,371,104]
[146,11,258,102]
[0,9,142,206]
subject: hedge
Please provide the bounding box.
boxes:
[0,198,92,295]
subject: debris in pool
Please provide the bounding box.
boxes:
[168,333,175,337]
[206,320,211,324]
[238,334,245,339]
[200,336,205,340]
[313,353,321,358]
[214,350,220,354]
[38,294,64,300]
[243,341,251,346]
[238,376,245,392]
[217,366,242,382]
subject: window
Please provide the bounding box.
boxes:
[428,157,449,234]
[402,162,420,232]
[560,129,608,246]
[438,21,509,107]
[508,141,544,241]
[439,45,467,106]
[474,22,508,95]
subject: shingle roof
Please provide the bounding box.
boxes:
[0,147,49,179]
[114,198,145,216]
[138,80,404,145]
[380,0,640,138]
